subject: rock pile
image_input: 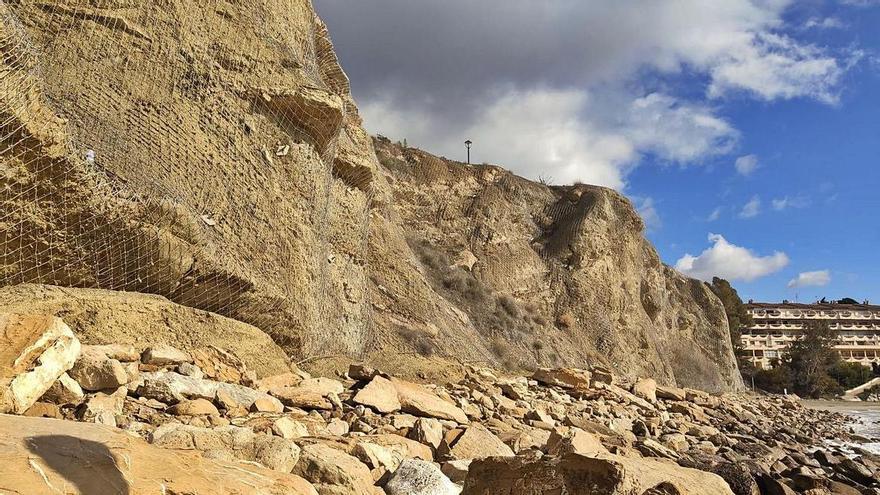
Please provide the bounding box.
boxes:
[2,313,878,494]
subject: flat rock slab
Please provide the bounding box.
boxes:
[135,370,282,410]
[150,423,302,472]
[0,414,317,495]
[532,368,592,389]
[391,378,469,424]
[463,452,734,495]
[0,314,81,414]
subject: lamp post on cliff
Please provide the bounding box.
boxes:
[464,140,472,164]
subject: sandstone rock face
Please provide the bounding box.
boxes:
[0,0,379,359]
[0,414,317,494]
[0,314,81,414]
[0,0,740,392]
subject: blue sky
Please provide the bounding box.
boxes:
[316,0,880,304]
[629,3,880,304]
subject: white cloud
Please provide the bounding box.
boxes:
[787,270,831,288]
[735,154,759,176]
[804,17,846,29]
[707,207,722,222]
[675,233,789,282]
[739,195,761,218]
[321,0,861,189]
[363,89,737,188]
[771,195,810,210]
[633,196,661,232]
[707,32,844,104]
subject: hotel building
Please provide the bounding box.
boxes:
[741,302,880,369]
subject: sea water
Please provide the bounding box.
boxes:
[806,400,880,455]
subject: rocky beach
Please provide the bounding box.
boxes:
[4,313,880,494]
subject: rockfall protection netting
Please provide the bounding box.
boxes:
[0,0,375,357]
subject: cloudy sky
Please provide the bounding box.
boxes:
[315,0,880,304]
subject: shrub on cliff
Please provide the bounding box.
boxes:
[707,277,752,351]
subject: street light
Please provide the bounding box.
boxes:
[464,140,472,164]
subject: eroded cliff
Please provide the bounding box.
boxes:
[370,138,742,391]
[0,0,741,391]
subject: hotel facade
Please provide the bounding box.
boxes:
[741,302,880,369]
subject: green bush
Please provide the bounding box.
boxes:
[828,361,874,390]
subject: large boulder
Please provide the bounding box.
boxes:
[385,459,463,495]
[462,453,734,495]
[353,375,401,413]
[68,346,131,391]
[0,414,317,494]
[440,424,514,460]
[292,443,378,495]
[0,314,81,414]
[391,378,469,424]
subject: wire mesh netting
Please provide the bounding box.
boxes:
[0,0,375,356]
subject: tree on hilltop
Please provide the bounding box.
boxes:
[707,277,753,350]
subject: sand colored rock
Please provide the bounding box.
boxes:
[0,314,81,414]
[78,389,125,427]
[463,452,734,495]
[273,416,310,439]
[69,346,130,391]
[0,414,317,494]
[151,423,302,472]
[372,138,742,391]
[545,427,609,457]
[532,368,592,389]
[633,378,659,403]
[657,385,687,401]
[440,423,514,460]
[40,373,85,405]
[293,443,378,495]
[136,370,280,409]
[392,378,469,424]
[0,285,291,378]
[411,417,445,449]
[191,346,251,384]
[252,396,285,413]
[142,344,192,366]
[354,375,402,413]
[298,377,345,396]
[168,398,220,416]
[271,386,334,410]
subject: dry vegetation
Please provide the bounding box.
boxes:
[408,237,551,369]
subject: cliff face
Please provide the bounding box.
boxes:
[0,0,741,390]
[371,139,742,391]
